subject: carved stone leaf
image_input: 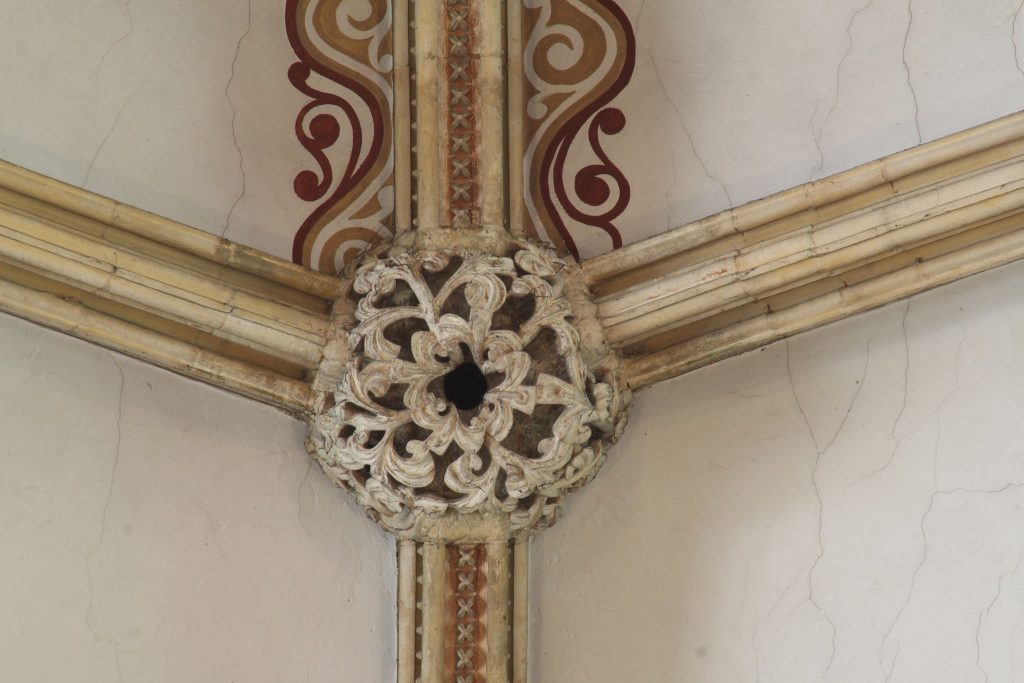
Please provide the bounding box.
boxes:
[307,239,630,533]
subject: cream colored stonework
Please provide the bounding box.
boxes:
[6,2,1024,681]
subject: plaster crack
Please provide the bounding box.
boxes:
[786,332,873,681]
[96,0,135,80]
[785,341,820,452]
[1012,585,1024,679]
[881,296,965,679]
[1013,0,1024,80]
[84,83,145,187]
[812,0,875,177]
[752,568,804,683]
[297,457,316,539]
[975,545,1024,682]
[222,0,253,238]
[650,53,733,208]
[879,431,937,681]
[894,300,911,436]
[810,100,826,179]
[940,482,1024,496]
[901,0,923,144]
[885,640,901,681]
[84,357,126,682]
[189,495,229,564]
[732,561,752,630]
[642,43,682,225]
[849,301,912,488]
[635,0,648,37]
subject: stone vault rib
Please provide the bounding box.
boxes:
[7,12,1024,676]
[0,158,341,414]
[585,110,1024,389]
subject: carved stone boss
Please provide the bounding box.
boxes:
[6,1,1024,680]
[307,237,630,681]
[287,1,636,679]
[308,239,628,535]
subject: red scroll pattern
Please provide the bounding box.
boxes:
[286,0,394,272]
[523,0,636,260]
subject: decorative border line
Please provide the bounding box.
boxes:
[444,0,480,228]
[448,545,485,682]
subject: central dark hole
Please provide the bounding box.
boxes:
[443,362,488,410]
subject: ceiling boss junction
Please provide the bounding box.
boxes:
[285,1,635,681]
[5,1,1024,681]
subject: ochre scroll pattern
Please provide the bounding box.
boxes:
[523,0,636,260]
[287,0,394,273]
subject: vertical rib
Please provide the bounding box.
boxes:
[397,539,418,683]
[477,0,508,230]
[414,1,443,232]
[511,537,529,683]
[420,541,448,683]
[485,540,512,682]
[506,0,525,236]
[392,0,413,232]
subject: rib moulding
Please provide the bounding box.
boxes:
[585,110,1024,388]
[5,93,1024,683]
[5,113,1024,408]
[0,159,341,414]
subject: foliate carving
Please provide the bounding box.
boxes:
[307,239,629,533]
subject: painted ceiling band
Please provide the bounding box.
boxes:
[286,0,637,270]
[7,3,1024,680]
